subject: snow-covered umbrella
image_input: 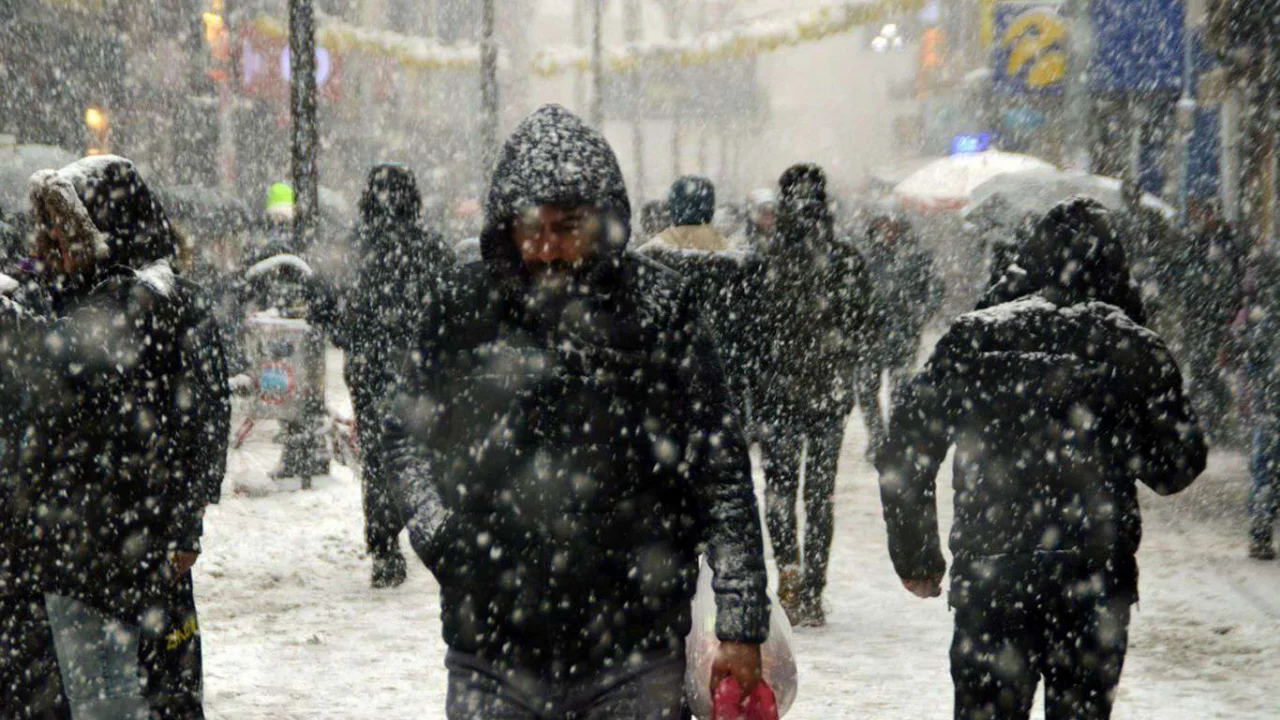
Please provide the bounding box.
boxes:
[893,151,1057,212]
[962,168,1178,229]
[0,142,80,214]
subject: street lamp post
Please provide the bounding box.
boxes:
[288,0,326,488]
[480,0,499,176]
[590,0,604,128]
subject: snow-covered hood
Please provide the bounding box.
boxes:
[28,154,178,272]
[978,196,1146,324]
[479,104,631,290]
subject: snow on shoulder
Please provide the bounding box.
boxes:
[962,293,1162,345]
[135,259,176,298]
[0,272,17,296]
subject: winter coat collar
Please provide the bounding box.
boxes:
[642,224,730,253]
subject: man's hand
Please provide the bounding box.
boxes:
[711,641,763,695]
[902,575,943,599]
[170,551,200,578]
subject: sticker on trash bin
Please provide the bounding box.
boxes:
[259,363,295,405]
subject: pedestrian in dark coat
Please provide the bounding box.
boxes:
[636,175,753,418]
[747,163,873,627]
[331,162,454,588]
[385,105,770,719]
[0,156,228,719]
[877,197,1207,720]
[1229,246,1280,559]
[857,213,943,457]
[1177,201,1245,442]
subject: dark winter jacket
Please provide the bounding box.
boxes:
[877,198,1206,605]
[637,224,752,413]
[862,217,943,371]
[1232,248,1280,419]
[0,156,227,621]
[327,164,454,406]
[385,105,769,680]
[1178,218,1244,353]
[744,164,874,430]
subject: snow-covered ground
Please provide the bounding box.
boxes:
[199,348,1280,718]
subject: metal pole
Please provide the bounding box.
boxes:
[289,0,325,487]
[590,0,605,128]
[1220,88,1240,224]
[1062,0,1094,172]
[625,0,645,205]
[1178,7,1197,225]
[480,0,499,176]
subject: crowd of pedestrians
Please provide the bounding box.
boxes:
[0,104,1226,719]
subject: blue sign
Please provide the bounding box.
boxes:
[951,133,995,155]
[1089,0,1184,93]
[992,1,1067,96]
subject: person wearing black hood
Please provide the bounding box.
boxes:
[319,163,455,588]
[857,212,943,458]
[876,197,1207,720]
[747,163,873,627]
[0,156,229,719]
[384,105,769,718]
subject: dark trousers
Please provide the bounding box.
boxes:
[854,364,887,454]
[351,380,404,557]
[1250,422,1280,544]
[760,418,842,602]
[951,578,1131,720]
[444,649,685,720]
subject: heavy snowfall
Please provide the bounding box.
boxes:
[3,1,1280,719]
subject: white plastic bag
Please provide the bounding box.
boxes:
[685,557,798,718]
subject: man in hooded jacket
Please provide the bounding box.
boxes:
[745,163,873,627]
[877,198,1207,719]
[315,163,455,588]
[0,156,228,719]
[385,105,769,718]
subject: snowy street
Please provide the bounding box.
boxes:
[197,348,1280,719]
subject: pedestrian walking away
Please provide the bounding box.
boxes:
[745,163,874,628]
[877,197,1207,720]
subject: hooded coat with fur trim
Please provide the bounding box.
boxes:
[876,198,1206,605]
[385,105,769,679]
[0,156,229,622]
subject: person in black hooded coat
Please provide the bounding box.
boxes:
[322,163,454,588]
[745,163,874,627]
[0,155,229,719]
[384,105,769,718]
[876,197,1207,720]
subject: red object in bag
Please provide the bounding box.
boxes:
[711,677,780,720]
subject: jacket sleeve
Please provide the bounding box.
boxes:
[874,327,958,582]
[680,290,771,644]
[1124,335,1208,496]
[167,288,233,552]
[381,312,453,571]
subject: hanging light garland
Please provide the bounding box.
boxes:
[532,0,925,77]
[250,14,482,72]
